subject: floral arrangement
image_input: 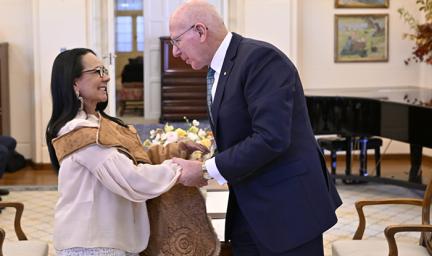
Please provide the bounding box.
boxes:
[143,117,215,160]
[398,0,432,65]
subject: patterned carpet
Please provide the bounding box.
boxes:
[0,182,423,256]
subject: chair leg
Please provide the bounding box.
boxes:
[119,101,125,116]
[330,151,337,175]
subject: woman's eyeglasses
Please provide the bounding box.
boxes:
[81,66,109,78]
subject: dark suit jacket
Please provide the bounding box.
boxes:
[211,33,342,253]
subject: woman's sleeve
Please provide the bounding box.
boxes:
[73,144,181,202]
[145,142,188,164]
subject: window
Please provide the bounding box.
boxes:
[136,16,144,51]
[116,0,143,11]
[115,0,144,53]
[115,16,133,52]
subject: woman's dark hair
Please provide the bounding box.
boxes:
[46,48,126,172]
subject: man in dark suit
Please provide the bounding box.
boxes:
[170,1,342,255]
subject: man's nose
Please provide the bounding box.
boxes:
[103,74,110,82]
[172,45,181,57]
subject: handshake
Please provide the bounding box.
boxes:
[174,140,212,187]
[173,158,209,187]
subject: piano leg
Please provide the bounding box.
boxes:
[343,136,368,185]
[342,136,358,184]
[375,145,381,177]
[359,137,369,177]
[408,144,423,184]
[345,136,352,176]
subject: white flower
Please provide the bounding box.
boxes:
[150,129,156,138]
[187,132,199,141]
[192,120,200,127]
[161,133,167,141]
[198,129,206,138]
[154,133,161,142]
[164,131,179,145]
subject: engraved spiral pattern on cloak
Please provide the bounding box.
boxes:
[158,187,218,256]
[162,226,197,255]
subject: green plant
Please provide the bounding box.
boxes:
[398,0,432,64]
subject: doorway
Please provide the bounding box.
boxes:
[114,0,144,118]
[91,0,227,122]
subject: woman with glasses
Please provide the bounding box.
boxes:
[45,48,209,256]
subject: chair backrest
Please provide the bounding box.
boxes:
[421,179,432,253]
[0,228,5,255]
[0,202,48,256]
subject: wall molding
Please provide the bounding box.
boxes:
[31,0,43,163]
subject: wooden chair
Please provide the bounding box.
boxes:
[116,82,144,116]
[0,201,48,256]
[332,180,432,256]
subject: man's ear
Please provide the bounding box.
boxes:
[195,23,207,42]
[196,25,204,36]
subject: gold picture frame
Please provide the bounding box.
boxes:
[335,0,389,8]
[335,14,389,62]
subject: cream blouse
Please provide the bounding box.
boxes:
[53,111,181,253]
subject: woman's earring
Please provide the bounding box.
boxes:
[75,90,84,111]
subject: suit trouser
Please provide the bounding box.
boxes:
[0,136,16,177]
[230,204,324,256]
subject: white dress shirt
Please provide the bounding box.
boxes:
[204,32,233,185]
[53,111,180,253]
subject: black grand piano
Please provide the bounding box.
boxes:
[306,86,432,189]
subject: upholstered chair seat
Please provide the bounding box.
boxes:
[2,240,48,256]
[332,179,432,256]
[333,239,429,256]
[0,202,48,256]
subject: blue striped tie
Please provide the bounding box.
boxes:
[206,68,216,121]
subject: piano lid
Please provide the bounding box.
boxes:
[305,86,432,108]
[305,86,432,147]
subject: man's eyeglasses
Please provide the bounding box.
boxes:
[170,25,195,47]
[81,66,109,78]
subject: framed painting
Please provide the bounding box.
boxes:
[335,14,389,62]
[335,0,389,8]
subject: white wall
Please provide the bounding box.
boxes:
[0,0,34,158]
[0,0,88,162]
[299,0,423,89]
[1,0,431,162]
[298,0,431,156]
[32,0,89,163]
[228,0,299,64]
[242,0,298,64]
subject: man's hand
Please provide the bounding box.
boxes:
[179,140,210,155]
[173,157,208,187]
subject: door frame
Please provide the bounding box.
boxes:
[90,0,228,120]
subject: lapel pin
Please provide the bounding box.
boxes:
[223,72,227,76]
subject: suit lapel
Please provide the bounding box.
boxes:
[211,33,242,130]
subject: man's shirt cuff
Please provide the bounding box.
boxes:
[205,157,227,185]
